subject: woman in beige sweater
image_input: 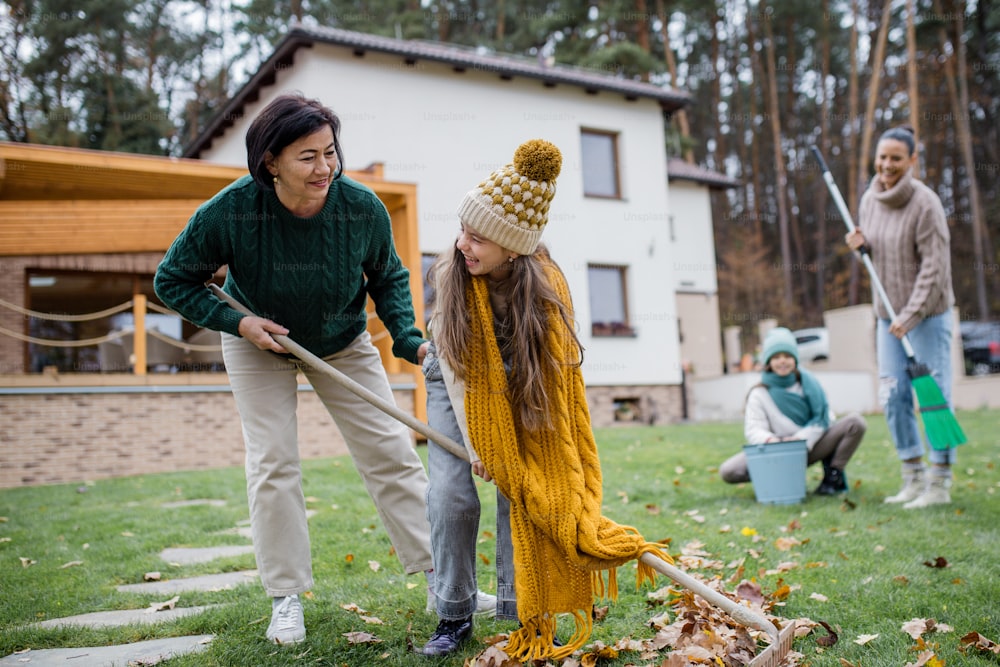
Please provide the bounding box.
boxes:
[846,125,957,509]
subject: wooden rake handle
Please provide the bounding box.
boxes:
[209,283,780,643]
[208,283,471,461]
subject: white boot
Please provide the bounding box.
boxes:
[884,464,925,504]
[903,472,951,509]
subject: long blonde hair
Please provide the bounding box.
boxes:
[428,243,583,432]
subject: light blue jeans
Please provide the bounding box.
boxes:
[423,344,516,621]
[876,311,956,465]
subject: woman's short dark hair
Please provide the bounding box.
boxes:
[245,93,344,190]
[879,124,916,156]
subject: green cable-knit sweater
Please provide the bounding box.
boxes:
[154,174,425,364]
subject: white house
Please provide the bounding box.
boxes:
[666,158,740,383]
[185,24,709,425]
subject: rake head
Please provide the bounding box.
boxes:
[748,619,797,667]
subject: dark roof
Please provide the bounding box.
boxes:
[667,157,740,189]
[184,24,691,158]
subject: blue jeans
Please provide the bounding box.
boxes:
[877,311,955,465]
[423,344,516,621]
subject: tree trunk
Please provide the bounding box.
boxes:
[846,0,862,305]
[906,0,921,177]
[655,0,693,162]
[761,0,794,313]
[816,0,832,315]
[710,8,724,171]
[857,0,892,203]
[938,0,990,320]
[745,2,764,243]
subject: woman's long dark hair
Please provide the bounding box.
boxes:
[245,93,344,190]
[428,243,583,432]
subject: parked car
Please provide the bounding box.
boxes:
[792,327,830,362]
[959,321,1000,376]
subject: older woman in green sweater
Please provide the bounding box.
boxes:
[154,94,494,645]
[846,124,957,509]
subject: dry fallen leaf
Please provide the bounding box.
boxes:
[59,560,84,569]
[341,603,369,615]
[144,571,161,581]
[343,631,381,644]
[368,560,380,573]
[19,557,36,568]
[903,649,942,667]
[960,631,1000,655]
[854,633,879,645]
[809,592,828,603]
[922,557,949,569]
[815,620,839,647]
[775,537,802,551]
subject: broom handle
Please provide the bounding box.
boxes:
[209,283,781,643]
[207,283,471,462]
[810,147,917,360]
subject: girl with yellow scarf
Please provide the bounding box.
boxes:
[420,139,668,661]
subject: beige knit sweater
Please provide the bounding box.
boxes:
[858,170,955,333]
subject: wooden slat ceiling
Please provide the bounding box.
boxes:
[0,142,249,201]
[0,142,411,256]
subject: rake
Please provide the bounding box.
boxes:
[810,146,966,450]
[209,283,796,665]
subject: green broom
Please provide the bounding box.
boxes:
[811,147,966,450]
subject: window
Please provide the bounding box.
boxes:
[587,264,635,337]
[580,129,621,198]
[23,269,223,373]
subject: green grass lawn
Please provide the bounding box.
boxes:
[1,410,998,666]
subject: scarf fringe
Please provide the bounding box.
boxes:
[589,543,672,602]
[505,610,592,662]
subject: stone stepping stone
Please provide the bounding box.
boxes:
[117,570,258,595]
[0,635,213,666]
[160,545,255,565]
[30,605,220,630]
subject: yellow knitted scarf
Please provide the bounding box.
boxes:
[464,265,670,661]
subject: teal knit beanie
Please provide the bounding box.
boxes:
[762,327,799,366]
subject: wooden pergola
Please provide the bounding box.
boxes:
[0,141,426,420]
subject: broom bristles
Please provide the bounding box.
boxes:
[911,375,967,450]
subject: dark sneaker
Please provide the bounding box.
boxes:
[815,467,847,495]
[421,617,473,656]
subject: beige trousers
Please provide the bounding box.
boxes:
[222,330,432,597]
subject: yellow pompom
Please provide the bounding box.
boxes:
[514,139,562,183]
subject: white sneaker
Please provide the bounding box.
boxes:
[266,594,305,644]
[474,590,497,617]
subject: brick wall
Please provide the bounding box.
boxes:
[0,387,418,488]
[0,382,683,488]
[586,384,686,426]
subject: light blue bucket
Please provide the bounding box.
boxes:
[743,440,808,504]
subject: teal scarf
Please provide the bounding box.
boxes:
[761,368,829,429]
